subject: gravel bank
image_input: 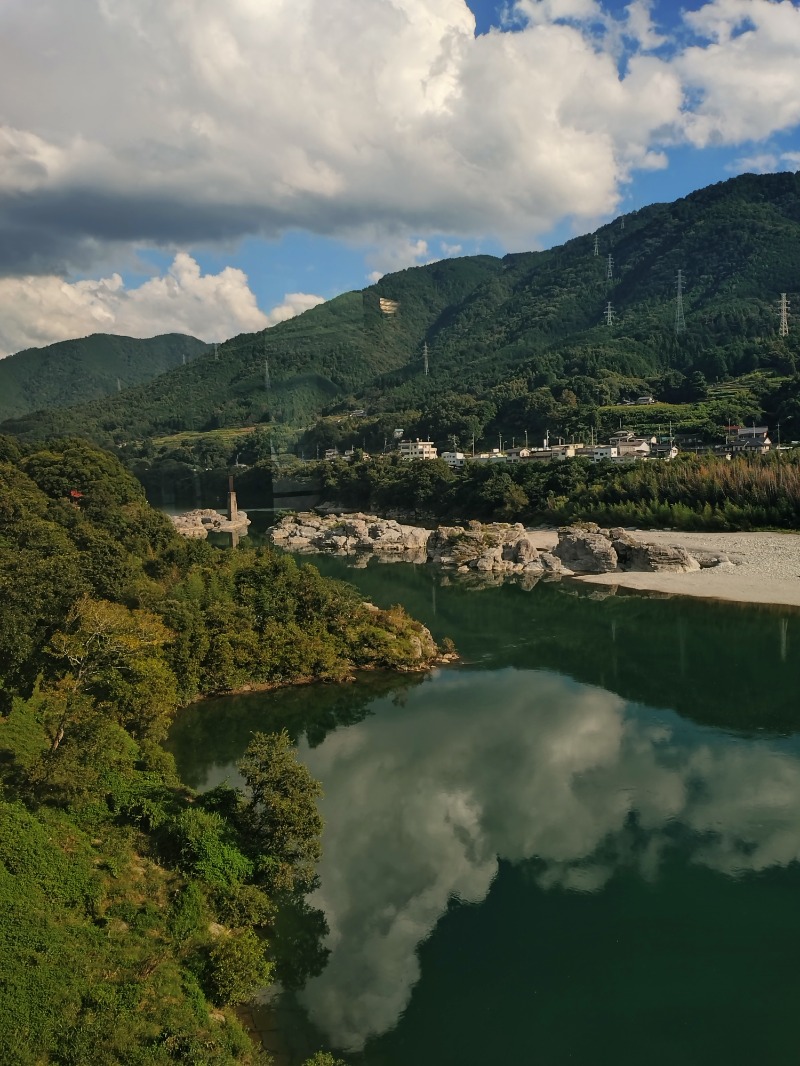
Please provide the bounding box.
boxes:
[526,529,800,607]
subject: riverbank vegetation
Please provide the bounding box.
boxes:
[314,450,800,531]
[0,435,429,1063]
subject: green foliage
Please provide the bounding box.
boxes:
[239,730,323,895]
[316,450,800,532]
[0,439,441,1063]
[208,928,274,1006]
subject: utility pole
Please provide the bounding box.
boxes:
[606,254,614,281]
[604,302,615,327]
[675,270,686,334]
[780,293,790,337]
[593,234,599,257]
[423,341,429,376]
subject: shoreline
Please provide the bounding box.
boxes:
[525,528,800,609]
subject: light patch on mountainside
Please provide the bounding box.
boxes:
[0,255,322,357]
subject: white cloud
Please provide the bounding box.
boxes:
[678,0,800,147]
[366,238,431,283]
[624,0,666,50]
[0,0,689,273]
[728,149,800,174]
[0,0,799,349]
[0,254,322,356]
[263,291,326,326]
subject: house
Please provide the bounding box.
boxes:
[728,426,771,454]
[399,439,438,460]
[590,446,619,462]
[441,451,466,469]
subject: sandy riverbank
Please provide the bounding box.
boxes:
[526,529,800,608]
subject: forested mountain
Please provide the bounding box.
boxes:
[4,171,800,446]
[0,333,208,423]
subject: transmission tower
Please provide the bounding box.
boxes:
[593,234,599,257]
[604,302,615,326]
[214,343,218,361]
[262,336,271,388]
[620,216,625,232]
[675,270,686,334]
[423,341,429,376]
[606,254,614,280]
[780,293,790,337]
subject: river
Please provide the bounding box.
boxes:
[168,550,800,1065]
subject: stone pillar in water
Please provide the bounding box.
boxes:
[227,475,238,524]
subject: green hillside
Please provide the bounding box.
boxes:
[0,333,209,423]
[4,172,800,445]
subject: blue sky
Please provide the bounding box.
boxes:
[1,0,800,354]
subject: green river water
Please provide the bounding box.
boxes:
[168,552,800,1065]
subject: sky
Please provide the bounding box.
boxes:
[2,0,800,357]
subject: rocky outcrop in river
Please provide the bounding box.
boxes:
[269,512,430,560]
[553,525,701,574]
[171,508,251,538]
[269,513,726,577]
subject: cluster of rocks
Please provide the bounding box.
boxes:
[552,525,715,573]
[427,522,564,575]
[171,508,251,538]
[269,513,729,578]
[269,512,430,561]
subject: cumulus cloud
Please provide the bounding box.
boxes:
[0,253,321,356]
[283,668,800,1050]
[0,0,689,277]
[2,0,800,348]
[366,238,432,283]
[678,0,800,147]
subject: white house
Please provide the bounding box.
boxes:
[441,450,466,469]
[399,439,438,460]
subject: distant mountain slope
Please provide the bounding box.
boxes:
[3,171,800,444]
[0,333,208,422]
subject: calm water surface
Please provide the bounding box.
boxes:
[168,554,800,1065]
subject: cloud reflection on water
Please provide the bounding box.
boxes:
[295,667,800,1050]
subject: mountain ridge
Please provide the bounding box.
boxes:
[0,332,209,424]
[3,171,800,445]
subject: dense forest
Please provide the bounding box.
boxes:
[4,172,800,449]
[0,333,208,424]
[0,436,437,1064]
[312,450,800,531]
